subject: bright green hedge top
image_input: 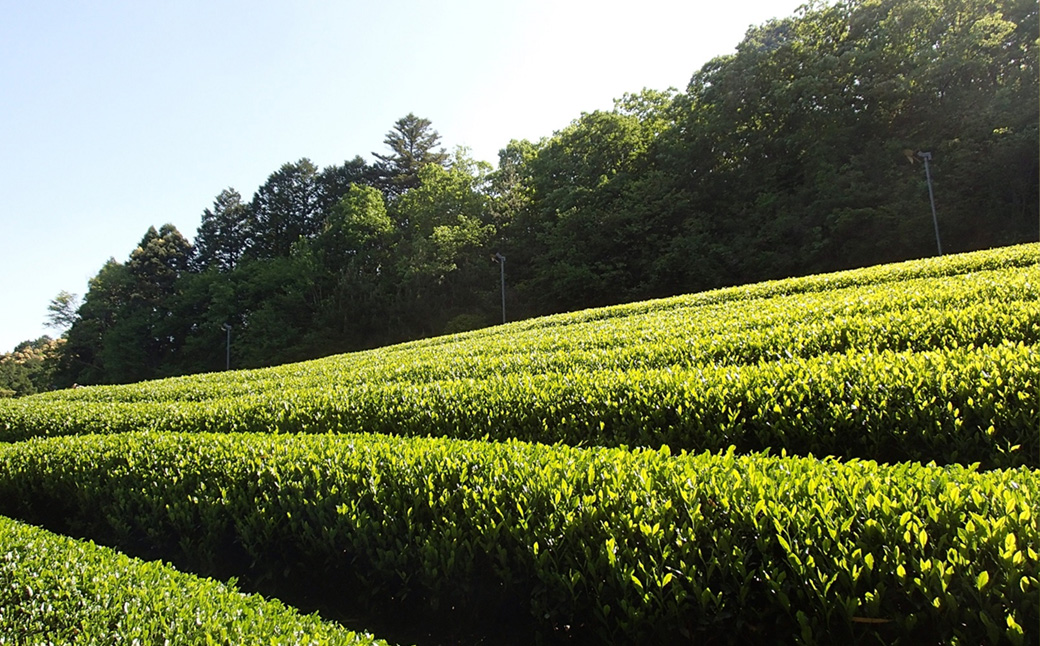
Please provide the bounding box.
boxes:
[0,514,390,645]
[2,244,1037,468]
[15,243,1040,404]
[0,342,1034,467]
[0,431,1036,644]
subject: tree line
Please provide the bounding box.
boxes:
[3,0,1036,393]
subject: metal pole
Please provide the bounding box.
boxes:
[918,151,942,255]
[493,252,506,324]
[222,323,232,370]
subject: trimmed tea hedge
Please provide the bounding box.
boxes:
[1,343,1034,468]
[0,514,389,645]
[2,246,1036,468]
[0,431,1035,644]
[1,244,1037,644]
[15,251,1040,405]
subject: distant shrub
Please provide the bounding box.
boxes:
[444,312,490,334]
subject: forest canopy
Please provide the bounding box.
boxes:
[6,0,1036,390]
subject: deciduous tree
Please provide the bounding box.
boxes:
[45,291,80,333]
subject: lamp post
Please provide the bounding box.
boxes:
[492,252,506,324]
[917,151,942,256]
[222,323,232,371]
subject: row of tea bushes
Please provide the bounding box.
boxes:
[497,242,1040,332]
[0,431,1035,644]
[2,244,1037,643]
[2,343,1034,469]
[0,514,388,645]
[15,252,1038,407]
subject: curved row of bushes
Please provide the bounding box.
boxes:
[2,244,1037,644]
[0,432,1035,644]
[3,343,1035,469]
[14,246,1038,406]
[0,514,386,645]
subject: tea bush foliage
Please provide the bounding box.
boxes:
[1,245,1037,469]
[0,243,1037,644]
[0,515,387,645]
[0,432,1036,644]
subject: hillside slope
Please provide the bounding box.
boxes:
[0,243,1037,644]
[2,244,1037,468]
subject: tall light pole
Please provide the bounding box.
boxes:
[492,252,506,324]
[222,323,232,371]
[917,151,942,255]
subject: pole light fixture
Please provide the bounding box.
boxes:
[492,252,506,324]
[916,151,942,256]
[222,323,232,371]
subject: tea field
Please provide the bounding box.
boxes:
[1,243,1037,644]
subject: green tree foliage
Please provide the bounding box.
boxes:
[162,268,237,375]
[126,224,194,302]
[306,185,395,350]
[45,290,80,333]
[107,225,194,383]
[0,364,30,398]
[57,259,132,385]
[246,159,323,259]
[0,337,63,397]
[389,153,497,337]
[47,0,1038,383]
[516,92,680,312]
[58,226,193,385]
[318,184,394,260]
[193,188,250,272]
[230,251,320,368]
[372,113,450,195]
[317,156,377,215]
[655,0,1038,285]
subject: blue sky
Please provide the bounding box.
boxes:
[0,0,806,352]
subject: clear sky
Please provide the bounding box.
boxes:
[0,0,807,353]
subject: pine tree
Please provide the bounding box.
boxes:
[372,113,450,196]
